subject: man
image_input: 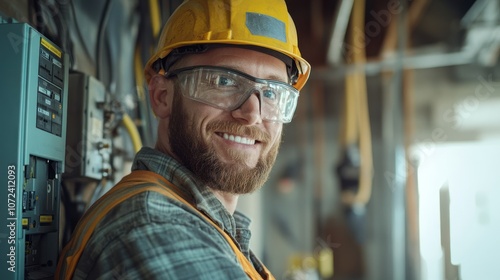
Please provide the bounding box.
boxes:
[57,0,310,279]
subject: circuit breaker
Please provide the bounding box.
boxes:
[0,23,68,279]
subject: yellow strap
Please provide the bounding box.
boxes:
[57,170,274,280]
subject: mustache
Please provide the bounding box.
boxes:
[206,121,271,143]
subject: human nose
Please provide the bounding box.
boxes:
[231,91,262,125]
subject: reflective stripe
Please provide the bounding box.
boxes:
[56,170,275,280]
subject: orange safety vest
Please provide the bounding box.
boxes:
[56,170,275,280]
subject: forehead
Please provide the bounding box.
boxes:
[177,47,289,82]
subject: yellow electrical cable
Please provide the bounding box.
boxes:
[341,0,373,205]
[341,72,358,148]
[134,47,146,101]
[122,113,143,153]
[148,0,161,38]
[130,0,160,155]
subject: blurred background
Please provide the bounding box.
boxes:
[1,0,499,279]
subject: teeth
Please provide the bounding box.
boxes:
[223,133,256,145]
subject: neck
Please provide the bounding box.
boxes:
[211,191,239,214]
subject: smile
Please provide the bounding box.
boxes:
[222,133,256,145]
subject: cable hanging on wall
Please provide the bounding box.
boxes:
[335,0,374,244]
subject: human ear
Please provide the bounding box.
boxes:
[149,74,172,118]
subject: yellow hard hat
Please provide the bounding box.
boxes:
[144,0,311,90]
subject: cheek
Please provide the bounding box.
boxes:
[267,124,283,147]
[186,104,222,135]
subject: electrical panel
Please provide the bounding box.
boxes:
[0,23,68,279]
[65,73,111,181]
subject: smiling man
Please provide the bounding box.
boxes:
[161,47,286,198]
[57,0,310,279]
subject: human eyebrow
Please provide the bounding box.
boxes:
[266,74,288,83]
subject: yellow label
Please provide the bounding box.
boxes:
[40,38,62,58]
[40,215,53,224]
[22,218,29,226]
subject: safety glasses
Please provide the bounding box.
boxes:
[165,66,299,123]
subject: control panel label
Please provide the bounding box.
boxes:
[40,38,61,58]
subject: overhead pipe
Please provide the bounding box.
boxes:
[327,0,354,65]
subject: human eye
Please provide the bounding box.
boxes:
[211,74,237,87]
[262,89,277,100]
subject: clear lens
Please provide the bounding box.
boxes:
[167,66,299,123]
